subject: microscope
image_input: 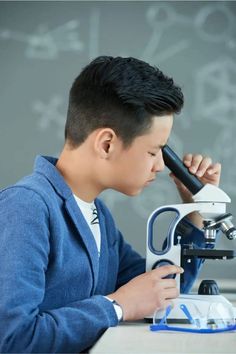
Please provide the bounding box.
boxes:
[146,145,236,321]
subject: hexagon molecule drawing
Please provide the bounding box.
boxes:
[194,3,235,44]
[195,58,236,124]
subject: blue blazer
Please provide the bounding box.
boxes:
[0,156,205,353]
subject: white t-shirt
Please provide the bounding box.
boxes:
[73,194,101,256]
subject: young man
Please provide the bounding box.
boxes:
[0,56,221,353]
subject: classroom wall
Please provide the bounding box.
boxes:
[1,1,236,284]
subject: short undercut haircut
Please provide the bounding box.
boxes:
[65,56,184,148]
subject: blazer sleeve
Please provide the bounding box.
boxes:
[0,187,118,353]
[116,231,146,289]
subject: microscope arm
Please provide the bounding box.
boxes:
[148,201,228,248]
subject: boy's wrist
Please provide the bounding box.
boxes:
[104,296,123,322]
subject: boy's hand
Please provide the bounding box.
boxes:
[107,265,183,321]
[170,153,221,203]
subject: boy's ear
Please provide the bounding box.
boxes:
[94,128,117,158]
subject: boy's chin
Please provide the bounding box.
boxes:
[123,188,143,197]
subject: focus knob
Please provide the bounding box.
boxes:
[152,259,176,279]
[198,280,220,295]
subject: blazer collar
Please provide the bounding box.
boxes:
[34,155,72,200]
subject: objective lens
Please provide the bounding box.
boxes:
[225,228,236,240]
[220,220,236,240]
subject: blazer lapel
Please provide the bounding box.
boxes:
[65,195,99,293]
[94,201,118,295]
[34,156,100,293]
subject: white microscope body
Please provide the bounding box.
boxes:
[146,183,231,281]
[146,183,236,321]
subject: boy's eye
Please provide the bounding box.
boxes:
[148,152,156,157]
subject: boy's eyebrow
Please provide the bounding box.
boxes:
[153,144,166,149]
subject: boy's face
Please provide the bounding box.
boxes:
[109,114,173,196]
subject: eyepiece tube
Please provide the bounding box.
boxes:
[162,145,204,195]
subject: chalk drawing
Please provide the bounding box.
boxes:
[142,3,190,64]
[195,3,235,43]
[205,123,236,197]
[33,95,65,140]
[194,57,236,123]
[0,20,84,59]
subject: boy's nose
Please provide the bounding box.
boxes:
[152,152,165,173]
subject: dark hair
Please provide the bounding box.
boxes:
[65,56,184,147]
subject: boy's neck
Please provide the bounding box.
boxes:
[56,145,103,203]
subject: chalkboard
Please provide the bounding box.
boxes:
[1,1,236,284]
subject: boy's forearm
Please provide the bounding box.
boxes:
[187,211,203,230]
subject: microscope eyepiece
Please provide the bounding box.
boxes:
[162,145,236,241]
[162,145,204,195]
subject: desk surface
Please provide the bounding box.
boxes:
[91,322,236,354]
[91,296,236,354]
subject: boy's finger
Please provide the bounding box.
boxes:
[153,265,184,278]
[206,162,221,176]
[188,154,203,173]
[183,154,193,167]
[195,157,212,177]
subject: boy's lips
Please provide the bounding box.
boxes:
[148,176,156,182]
[145,178,155,185]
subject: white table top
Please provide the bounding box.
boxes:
[91,321,236,354]
[91,295,236,354]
